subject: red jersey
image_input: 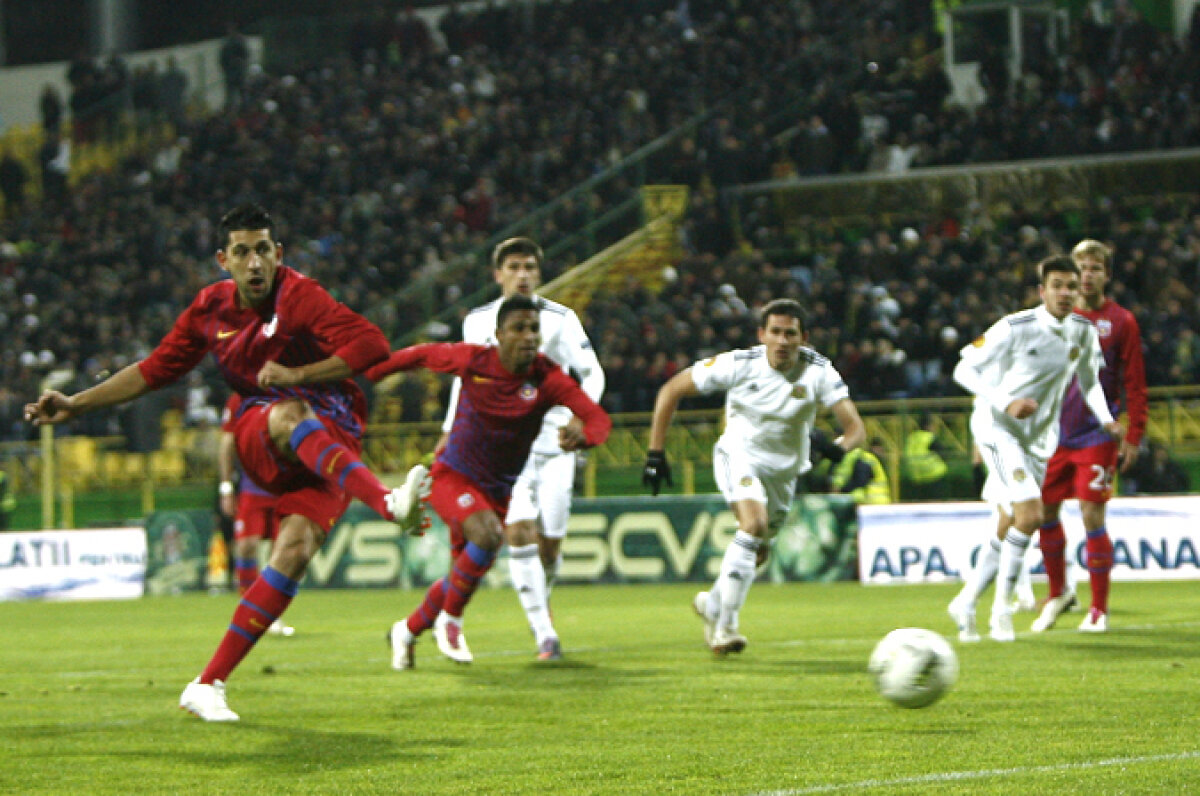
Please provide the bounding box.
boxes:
[367,343,611,503]
[139,266,389,438]
[1058,298,1147,449]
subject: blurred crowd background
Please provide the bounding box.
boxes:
[2,0,1200,444]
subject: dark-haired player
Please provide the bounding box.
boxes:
[25,204,430,721]
[371,295,611,669]
[947,255,1123,643]
[1032,240,1146,634]
[643,298,865,655]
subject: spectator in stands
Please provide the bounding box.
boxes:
[39,84,63,134]
[159,56,189,129]
[219,25,250,110]
[0,149,28,213]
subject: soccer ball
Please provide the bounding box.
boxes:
[868,628,958,709]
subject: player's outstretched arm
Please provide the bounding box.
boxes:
[24,363,151,426]
[643,369,699,495]
[830,398,867,453]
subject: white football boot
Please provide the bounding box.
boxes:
[179,678,239,722]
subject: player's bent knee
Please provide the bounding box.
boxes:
[266,399,316,437]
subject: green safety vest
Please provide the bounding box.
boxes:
[832,449,891,504]
[904,430,948,484]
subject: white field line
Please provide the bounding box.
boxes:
[747,750,1200,795]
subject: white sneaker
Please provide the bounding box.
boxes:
[386,464,432,535]
[267,619,295,637]
[692,591,715,646]
[388,621,415,670]
[1031,589,1077,633]
[989,609,1015,642]
[947,596,980,643]
[433,613,473,664]
[1079,608,1108,633]
[179,678,239,722]
[710,626,748,655]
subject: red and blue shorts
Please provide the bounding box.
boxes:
[232,402,355,533]
[1041,440,1119,505]
[429,461,509,556]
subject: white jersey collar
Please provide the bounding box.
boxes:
[1035,304,1068,337]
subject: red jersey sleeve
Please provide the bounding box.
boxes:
[541,367,612,447]
[1119,311,1148,446]
[364,343,477,382]
[286,278,389,372]
[137,300,210,389]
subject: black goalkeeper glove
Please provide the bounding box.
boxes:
[642,450,673,496]
[809,430,846,464]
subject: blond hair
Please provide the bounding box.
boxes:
[1071,239,1113,272]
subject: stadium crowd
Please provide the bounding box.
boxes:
[2,0,1200,439]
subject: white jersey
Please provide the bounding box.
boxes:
[955,305,1110,460]
[690,344,850,477]
[442,295,605,454]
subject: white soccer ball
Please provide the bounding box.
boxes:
[868,627,958,709]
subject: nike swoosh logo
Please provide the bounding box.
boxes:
[472,375,493,383]
[217,329,239,339]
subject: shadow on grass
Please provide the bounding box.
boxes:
[24,724,462,770]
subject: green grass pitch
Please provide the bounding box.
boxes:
[2,581,1198,795]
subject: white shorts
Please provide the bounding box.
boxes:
[505,450,576,539]
[713,444,795,531]
[975,432,1046,507]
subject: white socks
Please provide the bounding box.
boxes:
[715,531,761,632]
[508,544,556,643]
[957,536,1002,609]
[993,528,1032,615]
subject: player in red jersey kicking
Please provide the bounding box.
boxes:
[25,204,430,721]
[1032,239,1147,634]
[369,295,611,669]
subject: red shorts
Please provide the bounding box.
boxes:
[234,492,279,541]
[429,461,508,556]
[232,402,355,532]
[1041,440,1119,505]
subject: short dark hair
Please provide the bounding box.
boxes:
[219,204,274,246]
[491,236,543,270]
[497,294,538,328]
[759,298,807,333]
[1037,254,1080,284]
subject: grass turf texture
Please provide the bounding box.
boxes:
[1,581,1198,795]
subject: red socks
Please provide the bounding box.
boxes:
[234,557,258,595]
[289,419,390,518]
[1084,527,1113,614]
[200,567,298,684]
[406,578,446,635]
[442,542,497,618]
[1038,521,1067,598]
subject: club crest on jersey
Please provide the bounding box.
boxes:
[971,336,985,348]
[703,357,717,366]
[1068,346,1080,361]
[739,476,753,487]
[457,492,475,508]
[263,315,279,338]
[1013,468,1027,483]
[520,383,537,402]
[791,385,808,400]
[1096,319,1112,337]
